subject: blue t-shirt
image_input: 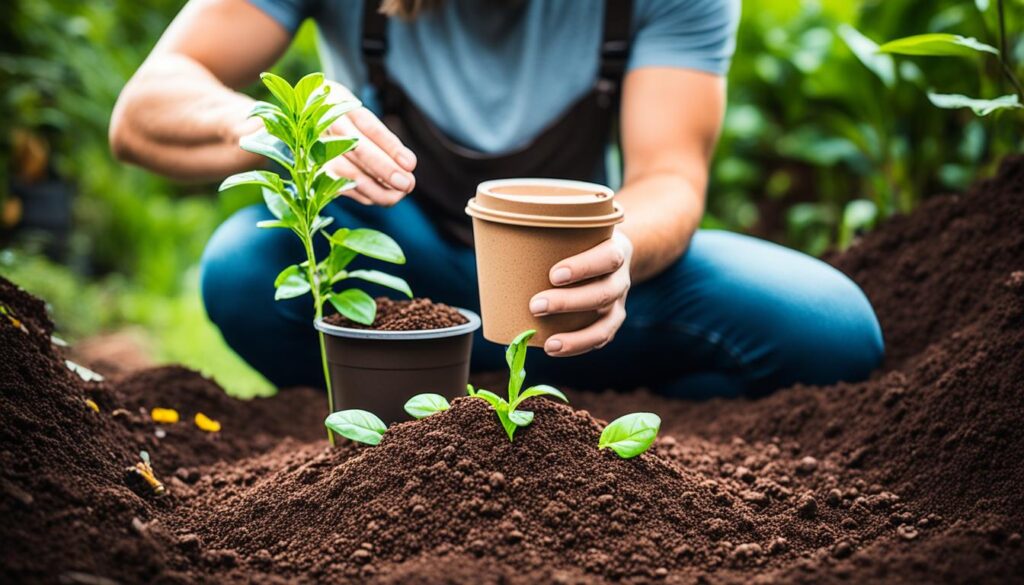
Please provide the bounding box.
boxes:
[250,0,739,154]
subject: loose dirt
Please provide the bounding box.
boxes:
[2,157,1022,583]
[325,297,468,331]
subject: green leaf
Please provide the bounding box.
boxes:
[513,385,569,409]
[472,389,507,409]
[219,170,283,193]
[240,131,295,169]
[329,288,377,325]
[312,172,356,213]
[311,137,358,166]
[466,384,476,396]
[505,329,535,403]
[878,34,998,57]
[273,265,311,300]
[256,219,290,229]
[839,199,878,248]
[496,405,518,441]
[260,72,296,113]
[837,25,896,87]
[311,215,334,234]
[262,187,298,224]
[345,270,413,297]
[314,100,362,136]
[249,101,294,143]
[331,228,406,264]
[324,240,358,277]
[404,393,451,419]
[293,72,325,109]
[508,409,534,427]
[598,412,662,459]
[926,92,1022,116]
[324,409,387,445]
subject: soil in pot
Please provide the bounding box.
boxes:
[2,157,1024,584]
[324,297,468,331]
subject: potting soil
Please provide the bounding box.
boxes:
[324,297,468,331]
[1,157,1023,583]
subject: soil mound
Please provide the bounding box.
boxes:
[173,397,896,583]
[2,157,1023,583]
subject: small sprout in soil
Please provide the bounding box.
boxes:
[469,329,568,441]
[127,450,166,497]
[404,393,450,419]
[51,334,69,347]
[324,409,388,445]
[219,71,411,445]
[65,359,104,382]
[151,408,180,424]
[0,303,28,333]
[194,412,221,433]
[598,412,661,459]
[85,398,99,413]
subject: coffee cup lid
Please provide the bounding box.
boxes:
[466,178,624,228]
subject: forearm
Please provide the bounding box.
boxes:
[109,54,262,181]
[617,172,704,282]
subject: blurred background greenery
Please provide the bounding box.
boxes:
[1,0,1020,396]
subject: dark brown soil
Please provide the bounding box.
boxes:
[1,157,1023,583]
[325,297,468,331]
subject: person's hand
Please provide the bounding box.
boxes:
[321,82,417,206]
[529,230,633,356]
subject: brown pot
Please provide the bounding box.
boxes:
[314,309,480,423]
[466,178,624,346]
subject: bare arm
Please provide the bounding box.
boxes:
[617,67,724,281]
[109,0,290,180]
[531,67,725,355]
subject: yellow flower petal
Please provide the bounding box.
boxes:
[194,412,221,433]
[85,398,99,413]
[150,407,180,424]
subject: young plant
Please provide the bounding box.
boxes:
[598,412,661,459]
[325,409,388,446]
[219,72,412,444]
[467,329,568,441]
[127,450,166,496]
[404,393,451,419]
[872,1,1023,117]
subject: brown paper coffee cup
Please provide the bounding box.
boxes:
[466,178,625,347]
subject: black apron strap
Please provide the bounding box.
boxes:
[600,0,633,88]
[361,0,388,92]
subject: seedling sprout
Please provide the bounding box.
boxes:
[468,329,568,441]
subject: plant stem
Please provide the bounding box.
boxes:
[996,0,1024,102]
[301,231,336,446]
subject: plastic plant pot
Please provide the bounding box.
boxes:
[465,178,625,346]
[314,309,481,423]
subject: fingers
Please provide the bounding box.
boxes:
[548,237,628,286]
[543,304,626,357]
[333,111,415,195]
[324,157,399,206]
[529,271,629,315]
[347,108,417,172]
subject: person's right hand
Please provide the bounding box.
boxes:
[322,81,417,206]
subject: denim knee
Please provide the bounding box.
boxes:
[202,206,260,327]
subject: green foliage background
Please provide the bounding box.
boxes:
[0,0,1020,396]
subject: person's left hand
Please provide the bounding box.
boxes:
[529,230,633,356]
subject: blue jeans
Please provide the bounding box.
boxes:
[200,198,883,399]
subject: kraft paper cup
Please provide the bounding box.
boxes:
[466,178,625,347]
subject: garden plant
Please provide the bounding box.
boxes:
[219,72,412,443]
[323,328,661,458]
